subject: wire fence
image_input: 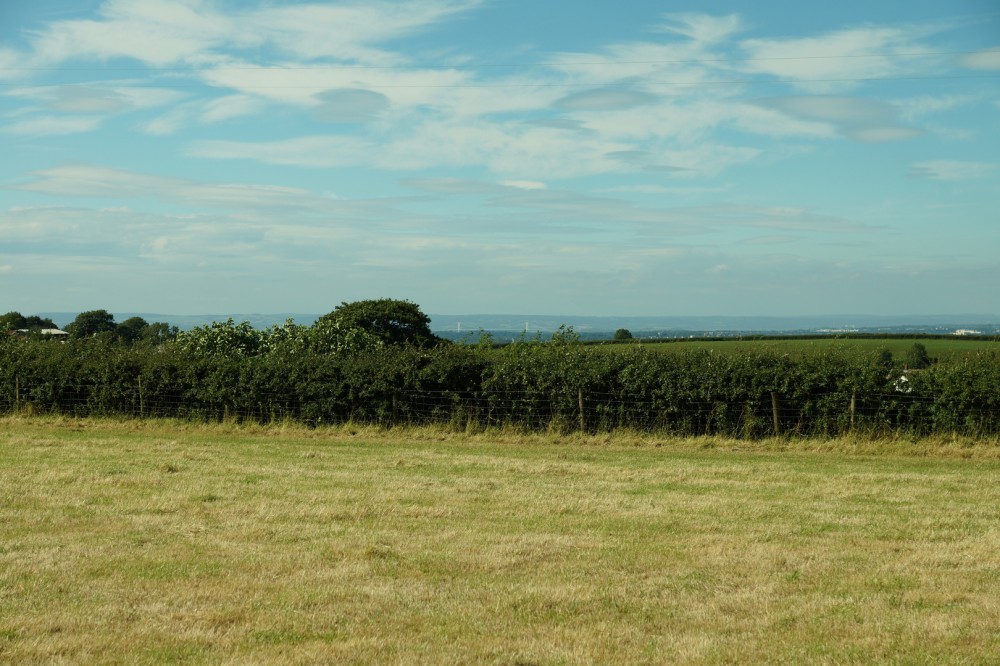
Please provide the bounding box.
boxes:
[2,380,997,438]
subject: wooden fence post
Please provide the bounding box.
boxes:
[770,392,781,436]
[850,392,856,431]
[578,389,585,432]
[138,377,144,418]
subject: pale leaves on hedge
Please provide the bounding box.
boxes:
[176,317,382,358]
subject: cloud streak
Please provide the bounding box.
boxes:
[908,160,997,181]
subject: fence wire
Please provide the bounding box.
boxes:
[2,380,997,437]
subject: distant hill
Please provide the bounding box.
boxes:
[427,314,1000,339]
[39,312,320,331]
[36,312,1000,337]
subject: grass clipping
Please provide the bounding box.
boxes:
[1,416,999,664]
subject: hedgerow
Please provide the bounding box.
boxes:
[1,330,998,438]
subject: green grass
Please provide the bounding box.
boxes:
[613,336,1000,361]
[2,416,1000,663]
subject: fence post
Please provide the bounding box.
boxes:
[15,376,20,410]
[849,392,856,431]
[138,376,144,419]
[770,392,781,436]
[578,389,585,432]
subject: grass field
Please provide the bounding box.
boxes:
[615,336,1000,362]
[2,417,1000,664]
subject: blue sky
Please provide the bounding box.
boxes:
[2,0,999,317]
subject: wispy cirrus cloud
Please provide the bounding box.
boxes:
[895,94,976,121]
[908,160,997,181]
[739,24,947,92]
[958,47,1000,70]
[3,115,105,136]
[754,95,919,142]
[311,88,391,123]
[553,87,658,112]
[3,83,188,135]
[18,0,482,68]
[10,163,378,214]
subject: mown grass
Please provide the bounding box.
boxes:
[2,416,1000,664]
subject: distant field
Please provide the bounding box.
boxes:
[2,417,1000,663]
[612,336,1000,361]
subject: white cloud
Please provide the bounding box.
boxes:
[5,84,187,118]
[959,48,1000,70]
[3,115,104,136]
[402,178,500,194]
[19,0,481,69]
[908,160,997,181]
[26,0,229,67]
[311,88,390,123]
[554,88,658,112]
[189,135,373,168]
[0,47,26,82]
[200,94,264,123]
[740,235,799,245]
[501,180,547,190]
[9,164,405,228]
[196,60,473,107]
[895,94,975,121]
[143,106,193,135]
[244,1,481,63]
[740,25,945,92]
[13,164,185,197]
[657,13,743,45]
[142,94,264,135]
[755,96,919,142]
[47,86,131,113]
[600,184,730,195]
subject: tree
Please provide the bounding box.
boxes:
[24,315,57,329]
[67,310,116,338]
[141,322,179,345]
[116,316,149,344]
[175,318,265,358]
[319,299,438,347]
[0,312,27,331]
[614,328,633,341]
[0,312,56,331]
[905,342,931,369]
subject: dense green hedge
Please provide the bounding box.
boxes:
[2,335,998,437]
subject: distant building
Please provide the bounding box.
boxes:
[13,328,70,339]
[953,329,983,336]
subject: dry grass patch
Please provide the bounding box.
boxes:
[1,416,999,664]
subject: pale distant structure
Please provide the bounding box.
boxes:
[953,329,983,336]
[14,328,69,338]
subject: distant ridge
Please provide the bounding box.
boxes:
[427,313,1000,333]
[36,311,1000,336]
[38,313,320,331]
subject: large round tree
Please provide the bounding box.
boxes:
[67,309,116,338]
[319,299,438,347]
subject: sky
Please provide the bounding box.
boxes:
[1,0,999,317]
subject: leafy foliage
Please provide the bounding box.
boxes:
[320,299,438,348]
[1,312,57,331]
[67,310,116,339]
[176,318,267,358]
[2,303,998,437]
[905,343,932,369]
